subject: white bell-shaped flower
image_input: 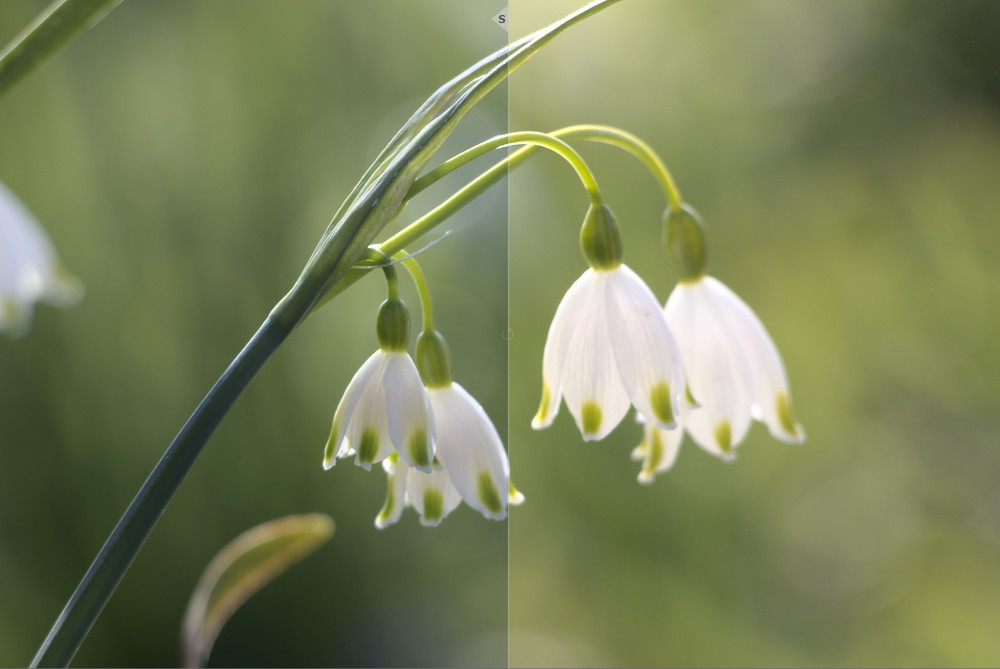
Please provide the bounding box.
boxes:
[323,297,435,472]
[323,349,435,472]
[373,453,462,528]
[630,413,684,484]
[663,275,805,461]
[0,180,82,335]
[428,382,509,520]
[532,264,685,441]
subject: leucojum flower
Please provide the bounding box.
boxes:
[324,254,518,527]
[529,139,804,482]
[632,205,806,482]
[532,203,686,441]
[0,179,82,336]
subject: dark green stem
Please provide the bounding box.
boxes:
[30,305,300,667]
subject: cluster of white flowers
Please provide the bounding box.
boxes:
[0,180,82,336]
[323,295,516,527]
[534,203,805,481]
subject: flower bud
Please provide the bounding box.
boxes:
[579,203,623,270]
[663,204,707,282]
[376,298,410,351]
[416,330,453,388]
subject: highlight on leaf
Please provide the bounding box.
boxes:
[180,514,335,668]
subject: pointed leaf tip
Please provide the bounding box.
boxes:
[181,514,335,668]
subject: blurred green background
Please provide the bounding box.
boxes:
[0,1,508,667]
[3,0,1000,667]
[509,1,1000,667]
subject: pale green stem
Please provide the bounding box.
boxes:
[552,124,684,210]
[379,131,602,257]
[409,130,602,206]
[395,252,434,333]
[0,0,124,97]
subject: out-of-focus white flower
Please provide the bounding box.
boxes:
[322,348,435,472]
[645,275,805,471]
[532,264,685,441]
[0,179,82,336]
[630,414,684,484]
[428,382,509,520]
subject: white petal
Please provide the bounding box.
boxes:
[429,383,508,520]
[324,350,385,469]
[383,353,436,472]
[635,420,684,484]
[605,265,685,430]
[558,271,630,440]
[0,180,82,335]
[532,269,594,429]
[406,465,462,527]
[341,352,394,470]
[665,281,752,459]
[701,277,805,443]
[374,454,409,529]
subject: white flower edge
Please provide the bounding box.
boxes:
[323,350,435,472]
[0,180,82,335]
[664,276,805,459]
[428,382,509,520]
[631,414,684,484]
[374,455,462,528]
[533,265,685,441]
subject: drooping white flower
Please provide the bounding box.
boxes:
[532,264,685,441]
[656,275,805,464]
[0,179,82,336]
[631,413,684,484]
[374,453,462,528]
[323,348,435,472]
[428,382,509,520]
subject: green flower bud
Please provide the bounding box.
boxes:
[664,203,707,282]
[416,330,453,388]
[579,203,623,270]
[376,298,410,352]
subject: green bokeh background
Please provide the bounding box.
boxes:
[509,1,1000,667]
[2,1,1000,667]
[0,2,508,667]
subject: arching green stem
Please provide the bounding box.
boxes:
[408,130,602,206]
[395,252,435,334]
[358,248,399,299]
[552,124,684,210]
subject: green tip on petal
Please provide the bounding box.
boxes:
[641,429,665,482]
[685,384,698,407]
[508,480,525,506]
[376,475,397,528]
[409,430,431,469]
[714,420,734,459]
[581,401,602,438]
[422,489,444,525]
[478,471,504,515]
[322,420,340,469]
[649,382,675,427]
[533,383,551,425]
[357,428,379,466]
[776,393,801,438]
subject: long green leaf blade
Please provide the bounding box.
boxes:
[0,0,123,97]
[180,514,335,668]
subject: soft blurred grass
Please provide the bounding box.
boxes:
[0,1,507,667]
[509,0,1000,667]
